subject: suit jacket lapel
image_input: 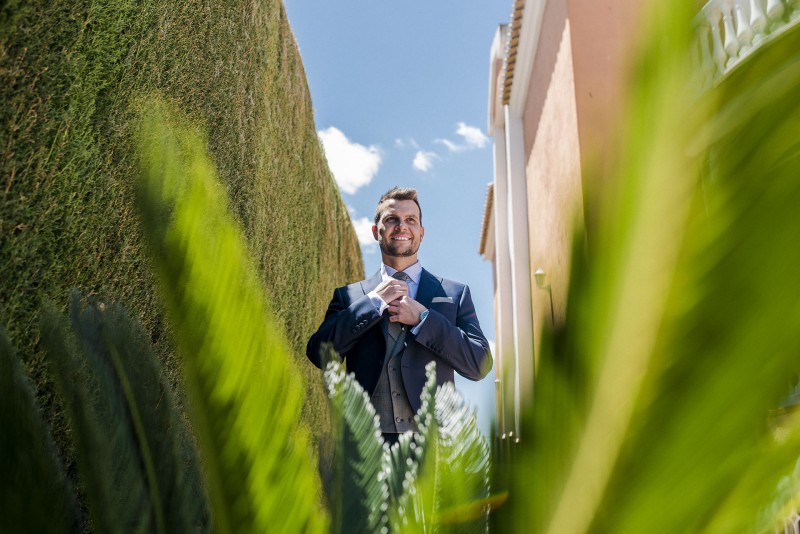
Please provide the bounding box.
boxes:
[416,269,442,310]
[360,270,383,294]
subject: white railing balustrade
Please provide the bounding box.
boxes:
[696,0,800,83]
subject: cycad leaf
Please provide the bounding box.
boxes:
[388,361,438,533]
[502,5,800,534]
[391,362,490,533]
[67,291,210,533]
[323,360,388,534]
[429,382,491,532]
[136,98,327,534]
[0,326,81,533]
[41,307,152,534]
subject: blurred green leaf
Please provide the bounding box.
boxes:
[498,4,800,534]
[0,326,81,533]
[136,97,327,534]
[41,304,153,534]
[67,291,210,533]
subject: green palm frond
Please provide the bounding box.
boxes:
[388,361,438,533]
[323,360,388,534]
[384,431,418,507]
[66,291,210,533]
[429,382,490,531]
[392,362,490,533]
[40,306,153,534]
[135,97,327,534]
[499,4,800,534]
[0,326,81,533]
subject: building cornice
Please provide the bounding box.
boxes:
[503,0,548,115]
[478,182,495,260]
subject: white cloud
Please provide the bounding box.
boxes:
[351,216,378,253]
[435,122,489,153]
[395,137,419,150]
[456,122,489,148]
[413,150,437,172]
[435,138,465,153]
[318,127,381,195]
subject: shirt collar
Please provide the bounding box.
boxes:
[381,261,422,285]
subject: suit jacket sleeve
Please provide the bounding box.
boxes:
[411,284,492,381]
[306,286,383,368]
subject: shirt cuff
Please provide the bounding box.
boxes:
[410,312,428,335]
[367,290,389,314]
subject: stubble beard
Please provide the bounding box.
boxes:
[380,238,419,257]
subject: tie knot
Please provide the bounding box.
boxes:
[392,271,411,282]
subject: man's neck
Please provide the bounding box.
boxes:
[381,254,418,272]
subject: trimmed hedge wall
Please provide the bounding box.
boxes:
[0,0,361,460]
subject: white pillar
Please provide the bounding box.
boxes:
[504,106,534,439]
[492,123,515,438]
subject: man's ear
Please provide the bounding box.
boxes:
[372,225,379,240]
[420,226,425,241]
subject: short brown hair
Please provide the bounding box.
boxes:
[374,186,422,224]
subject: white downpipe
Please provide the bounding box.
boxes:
[504,105,534,439]
[492,124,515,438]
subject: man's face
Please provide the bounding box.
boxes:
[372,199,424,258]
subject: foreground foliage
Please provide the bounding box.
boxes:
[1,102,492,533]
[494,3,800,534]
[324,359,491,533]
[136,102,328,533]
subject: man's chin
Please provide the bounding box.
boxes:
[380,244,417,257]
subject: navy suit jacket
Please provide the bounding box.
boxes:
[306,268,492,412]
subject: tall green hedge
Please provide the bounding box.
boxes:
[0,0,361,461]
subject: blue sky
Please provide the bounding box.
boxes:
[284,1,512,434]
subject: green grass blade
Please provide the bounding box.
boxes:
[136,98,327,534]
[0,325,81,533]
[323,360,388,534]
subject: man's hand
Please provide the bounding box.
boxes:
[374,278,409,305]
[387,296,427,326]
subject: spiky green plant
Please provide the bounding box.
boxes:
[495,3,800,534]
[39,291,209,533]
[324,359,389,534]
[0,326,81,533]
[135,97,328,534]
[324,358,490,533]
[396,362,490,534]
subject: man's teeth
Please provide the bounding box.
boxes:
[393,237,410,241]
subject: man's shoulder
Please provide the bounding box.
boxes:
[421,269,468,293]
[336,271,382,293]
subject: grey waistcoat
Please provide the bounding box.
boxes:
[370,320,418,434]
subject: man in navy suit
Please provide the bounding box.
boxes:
[307,187,492,443]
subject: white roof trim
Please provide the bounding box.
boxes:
[507,0,548,116]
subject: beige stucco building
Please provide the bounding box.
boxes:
[480,0,644,440]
